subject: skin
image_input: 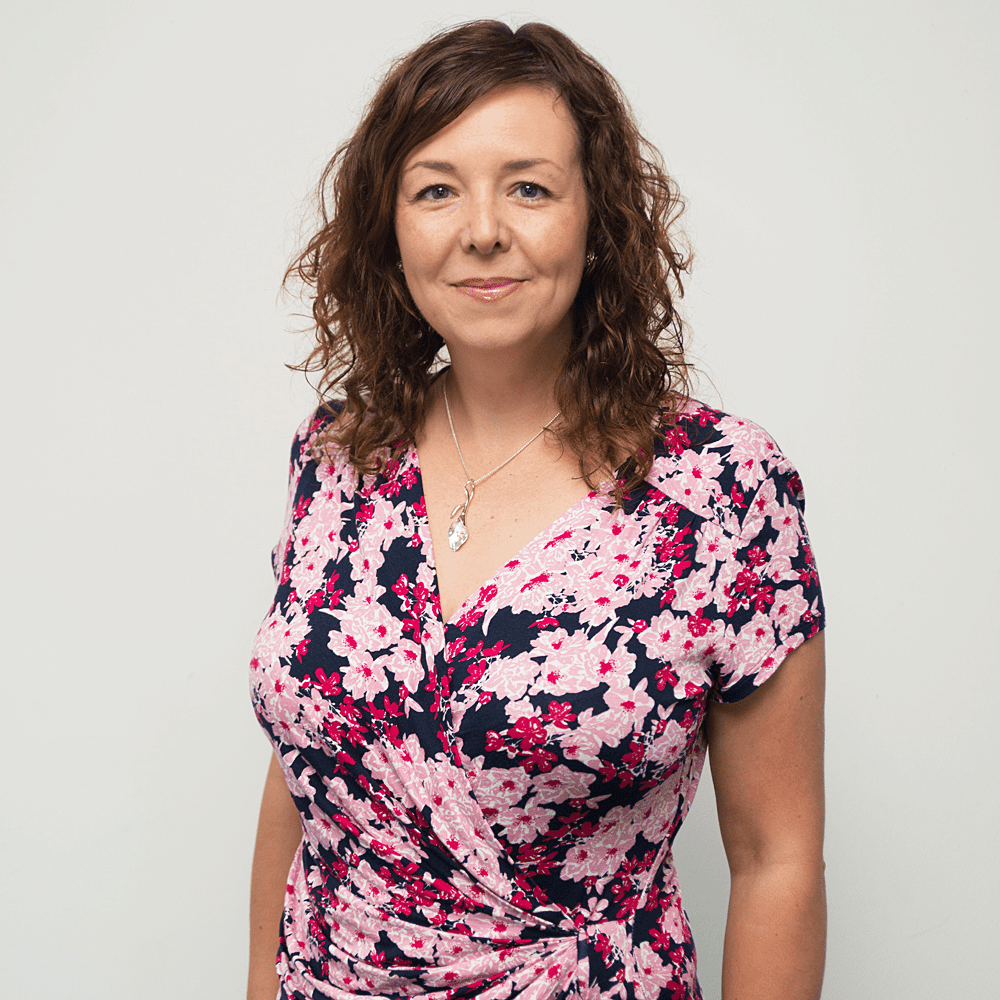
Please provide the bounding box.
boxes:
[248,82,826,1000]
[708,633,827,1000]
[247,755,301,1000]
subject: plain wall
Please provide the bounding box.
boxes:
[2,1,997,997]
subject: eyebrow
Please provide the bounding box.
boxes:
[403,158,559,174]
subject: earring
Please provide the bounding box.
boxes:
[585,250,596,270]
[396,260,404,271]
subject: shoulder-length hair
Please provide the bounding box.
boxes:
[288,19,692,495]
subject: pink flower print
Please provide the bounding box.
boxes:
[685,606,716,638]
[341,651,388,701]
[366,496,407,548]
[730,566,761,614]
[325,622,362,661]
[575,591,619,629]
[454,604,485,632]
[668,451,725,510]
[654,647,709,702]
[770,585,810,634]
[474,767,530,816]
[398,930,438,962]
[672,566,714,614]
[727,610,780,685]
[654,894,690,948]
[769,497,805,558]
[252,405,825,993]
[255,607,311,663]
[353,859,394,909]
[787,469,804,498]
[484,731,505,753]
[563,815,638,880]
[481,652,541,701]
[376,638,423,692]
[529,765,595,805]
[635,941,676,990]
[516,842,559,876]
[695,523,729,568]
[635,610,687,661]
[498,800,556,843]
[292,493,312,522]
[289,548,327,599]
[338,592,404,653]
[508,570,560,617]
[528,630,600,695]
[740,474,777,544]
[543,529,575,551]
[601,679,655,738]
[721,419,776,490]
[585,644,638,691]
[648,719,692,766]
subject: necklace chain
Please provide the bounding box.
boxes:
[442,377,560,552]
[443,381,561,486]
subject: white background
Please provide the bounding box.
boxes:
[2,1,997,997]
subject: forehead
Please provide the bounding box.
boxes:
[402,84,580,167]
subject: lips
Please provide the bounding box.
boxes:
[453,277,524,302]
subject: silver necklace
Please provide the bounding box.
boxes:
[442,379,561,552]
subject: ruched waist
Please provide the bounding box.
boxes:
[275,841,681,1000]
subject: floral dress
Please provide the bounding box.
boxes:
[250,399,824,1000]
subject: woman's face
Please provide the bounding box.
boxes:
[395,84,589,362]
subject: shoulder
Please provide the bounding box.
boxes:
[287,400,347,472]
[647,398,806,537]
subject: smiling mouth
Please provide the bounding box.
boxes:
[454,277,524,302]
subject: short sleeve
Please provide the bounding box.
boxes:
[709,457,825,703]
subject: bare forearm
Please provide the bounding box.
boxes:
[721,862,826,1000]
[248,754,303,1000]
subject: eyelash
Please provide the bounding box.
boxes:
[413,182,551,202]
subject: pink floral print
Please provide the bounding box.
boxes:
[250,399,824,999]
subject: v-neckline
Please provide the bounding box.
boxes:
[408,444,607,630]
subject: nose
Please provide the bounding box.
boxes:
[461,192,510,255]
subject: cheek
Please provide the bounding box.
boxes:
[397,216,448,275]
[535,211,587,275]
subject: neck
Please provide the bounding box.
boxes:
[442,365,559,468]
[441,343,564,449]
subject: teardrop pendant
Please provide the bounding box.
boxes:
[446,480,475,552]
[448,516,469,552]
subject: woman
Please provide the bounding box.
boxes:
[248,20,825,1000]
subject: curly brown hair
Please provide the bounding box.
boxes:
[287,19,693,495]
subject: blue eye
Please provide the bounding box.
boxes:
[515,183,546,199]
[417,184,451,201]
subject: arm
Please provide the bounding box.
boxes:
[706,632,826,1000]
[247,752,303,1000]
